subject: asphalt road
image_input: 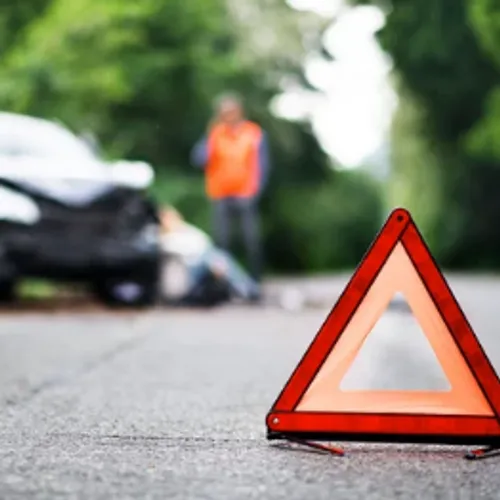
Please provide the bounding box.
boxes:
[1,275,500,499]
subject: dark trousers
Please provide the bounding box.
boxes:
[211,197,263,282]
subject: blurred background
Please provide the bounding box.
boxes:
[1,0,500,287]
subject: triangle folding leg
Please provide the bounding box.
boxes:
[266,209,500,458]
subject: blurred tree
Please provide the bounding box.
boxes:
[354,0,500,268]
[387,79,442,249]
[374,0,497,144]
[387,79,471,263]
[0,0,51,52]
[468,0,500,67]
[466,0,500,160]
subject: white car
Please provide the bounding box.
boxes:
[0,112,162,307]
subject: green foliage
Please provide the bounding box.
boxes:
[0,0,51,52]
[354,0,500,269]
[465,0,500,162]
[468,0,500,66]
[375,0,498,145]
[455,1,500,268]
[17,280,58,299]
[465,88,500,160]
[379,0,498,142]
[387,81,443,252]
[149,170,210,231]
[267,170,383,272]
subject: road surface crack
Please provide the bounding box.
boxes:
[2,334,148,409]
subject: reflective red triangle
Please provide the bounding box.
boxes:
[266,208,500,445]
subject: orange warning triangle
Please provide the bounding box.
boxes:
[266,208,500,447]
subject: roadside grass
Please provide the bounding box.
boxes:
[17,280,76,300]
[17,280,59,299]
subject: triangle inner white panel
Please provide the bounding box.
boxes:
[339,291,451,392]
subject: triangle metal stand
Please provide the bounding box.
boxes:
[273,434,345,457]
[465,445,500,461]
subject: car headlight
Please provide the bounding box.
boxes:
[0,186,40,225]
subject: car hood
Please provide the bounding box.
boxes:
[0,159,155,207]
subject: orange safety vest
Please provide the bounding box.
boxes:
[205,121,263,199]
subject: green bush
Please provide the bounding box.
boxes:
[265,170,384,273]
[149,169,210,230]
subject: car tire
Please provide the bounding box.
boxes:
[92,273,159,309]
[0,279,16,303]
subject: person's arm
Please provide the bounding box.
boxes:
[257,131,271,195]
[191,136,209,169]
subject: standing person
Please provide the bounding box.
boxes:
[190,92,270,291]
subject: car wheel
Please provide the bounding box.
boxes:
[0,279,16,303]
[92,274,159,308]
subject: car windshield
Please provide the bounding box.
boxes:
[0,115,98,160]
